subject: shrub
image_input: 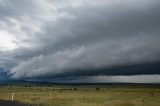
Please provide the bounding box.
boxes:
[96,88,100,90]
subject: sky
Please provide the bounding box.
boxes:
[0,0,160,83]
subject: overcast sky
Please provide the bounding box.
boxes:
[0,0,160,83]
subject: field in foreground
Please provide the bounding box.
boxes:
[0,84,160,106]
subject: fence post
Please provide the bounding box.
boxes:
[12,93,14,101]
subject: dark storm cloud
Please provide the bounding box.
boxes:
[0,0,160,82]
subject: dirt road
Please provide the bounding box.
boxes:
[0,100,27,106]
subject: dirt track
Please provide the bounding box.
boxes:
[0,100,27,106]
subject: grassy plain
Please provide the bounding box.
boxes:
[0,84,160,106]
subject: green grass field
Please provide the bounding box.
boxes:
[0,84,160,106]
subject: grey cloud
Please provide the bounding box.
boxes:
[34,0,160,49]
[0,0,160,82]
[26,75,160,83]
[10,36,160,79]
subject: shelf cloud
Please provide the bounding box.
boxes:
[0,0,160,82]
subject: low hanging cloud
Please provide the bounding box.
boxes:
[0,0,160,82]
[10,36,160,79]
[45,75,160,83]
